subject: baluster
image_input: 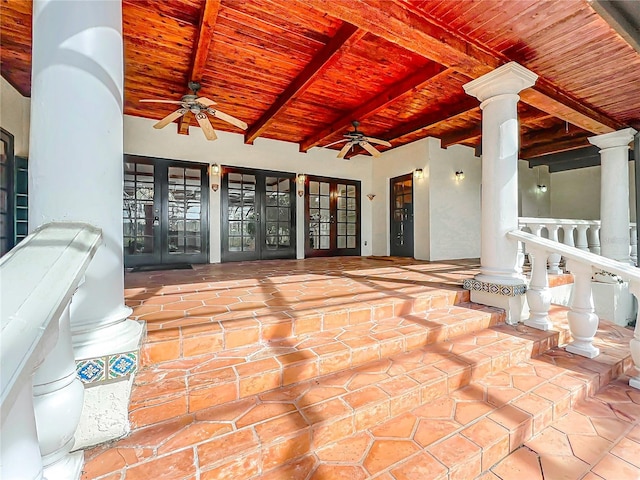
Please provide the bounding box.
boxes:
[547,224,563,274]
[630,225,637,266]
[524,246,553,330]
[32,303,85,478]
[575,224,590,251]
[628,281,640,389]
[588,225,601,255]
[0,382,44,480]
[565,260,600,358]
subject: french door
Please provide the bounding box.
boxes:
[123,155,209,267]
[305,176,361,257]
[390,173,414,257]
[221,168,296,262]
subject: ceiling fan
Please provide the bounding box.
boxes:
[140,81,248,141]
[323,121,392,158]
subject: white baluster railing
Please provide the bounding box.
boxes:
[507,229,640,390]
[1,223,102,480]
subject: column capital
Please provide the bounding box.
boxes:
[463,62,538,102]
[588,127,637,151]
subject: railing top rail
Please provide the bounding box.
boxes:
[508,229,640,282]
[519,217,636,228]
[519,217,600,226]
[0,222,102,423]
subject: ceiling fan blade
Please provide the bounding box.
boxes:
[195,112,218,141]
[323,138,350,148]
[337,142,353,159]
[360,141,381,157]
[196,96,216,107]
[140,99,185,105]
[207,108,248,130]
[153,108,188,129]
[364,136,392,147]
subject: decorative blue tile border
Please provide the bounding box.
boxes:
[463,279,526,297]
[76,350,138,385]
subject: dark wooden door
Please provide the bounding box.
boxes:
[123,155,209,267]
[305,176,361,257]
[390,173,414,257]
[221,168,296,262]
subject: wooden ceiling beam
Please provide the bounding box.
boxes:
[382,96,480,142]
[178,0,221,135]
[245,23,365,145]
[300,62,446,152]
[440,126,483,149]
[519,136,592,159]
[299,0,622,135]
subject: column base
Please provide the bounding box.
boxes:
[592,281,636,327]
[44,451,83,480]
[566,342,600,359]
[73,373,136,450]
[465,276,528,325]
[72,305,143,360]
[629,376,640,390]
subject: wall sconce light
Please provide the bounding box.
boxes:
[537,184,548,193]
[210,163,220,192]
[366,193,376,201]
[297,173,306,197]
[455,170,465,180]
[413,168,424,179]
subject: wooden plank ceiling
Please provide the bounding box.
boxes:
[1,0,639,161]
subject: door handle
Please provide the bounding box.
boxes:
[153,216,160,225]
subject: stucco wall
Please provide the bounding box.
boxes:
[123,115,374,262]
[519,162,551,218]
[369,139,429,258]
[427,139,481,261]
[0,77,30,156]
[550,162,636,221]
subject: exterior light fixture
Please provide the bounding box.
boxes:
[366,193,376,201]
[413,168,424,179]
[297,173,306,196]
[455,170,465,180]
[537,184,548,193]
[210,163,220,191]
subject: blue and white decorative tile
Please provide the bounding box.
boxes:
[463,279,526,297]
[77,357,106,384]
[108,352,138,379]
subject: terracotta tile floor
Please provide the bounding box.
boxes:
[81,257,639,479]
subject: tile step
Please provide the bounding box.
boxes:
[138,288,471,366]
[129,303,505,427]
[83,317,580,479]
[250,322,632,480]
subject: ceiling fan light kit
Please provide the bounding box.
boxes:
[140,82,248,141]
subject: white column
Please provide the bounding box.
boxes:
[630,225,637,265]
[588,128,637,265]
[464,63,537,285]
[29,0,142,359]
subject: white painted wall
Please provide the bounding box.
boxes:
[550,161,636,222]
[519,162,550,218]
[427,139,481,260]
[370,139,428,257]
[124,115,374,262]
[0,77,31,156]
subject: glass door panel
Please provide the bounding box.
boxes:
[305,176,360,257]
[390,173,414,257]
[222,168,296,262]
[123,156,209,267]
